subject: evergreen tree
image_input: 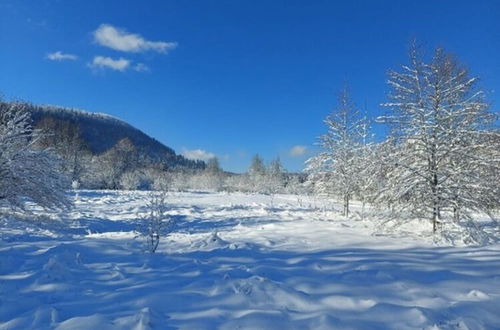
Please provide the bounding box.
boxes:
[249,154,266,176]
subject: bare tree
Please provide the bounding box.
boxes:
[98,138,138,189]
[35,117,91,182]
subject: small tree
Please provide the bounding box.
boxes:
[201,157,224,191]
[141,191,173,253]
[307,87,365,217]
[248,154,267,193]
[354,116,377,219]
[249,154,266,176]
[266,157,287,205]
[205,157,222,175]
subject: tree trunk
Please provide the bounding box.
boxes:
[430,171,440,233]
[453,206,460,223]
[344,194,350,217]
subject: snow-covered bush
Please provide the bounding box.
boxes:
[119,170,152,190]
[71,180,80,190]
[224,174,251,193]
[140,191,173,253]
[0,101,71,210]
[152,171,172,191]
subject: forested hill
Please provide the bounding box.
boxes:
[28,104,205,171]
[31,105,172,155]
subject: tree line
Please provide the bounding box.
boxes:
[306,45,500,231]
[1,44,498,235]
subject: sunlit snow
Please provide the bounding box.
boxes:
[1,191,499,329]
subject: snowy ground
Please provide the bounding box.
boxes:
[1,191,499,329]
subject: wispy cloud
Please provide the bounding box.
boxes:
[133,63,150,72]
[182,148,216,162]
[89,56,130,71]
[93,24,177,53]
[46,51,78,61]
[289,145,308,157]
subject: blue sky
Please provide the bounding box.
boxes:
[1,0,499,172]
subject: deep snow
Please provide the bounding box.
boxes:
[1,191,499,329]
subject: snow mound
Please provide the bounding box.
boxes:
[114,307,165,330]
[38,245,86,283]
[191,231,236,251]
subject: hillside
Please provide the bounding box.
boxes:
[28,104,204,171]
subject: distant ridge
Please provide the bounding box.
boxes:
[28,103,204,170]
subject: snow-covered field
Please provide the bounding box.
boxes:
[1,191,499,329]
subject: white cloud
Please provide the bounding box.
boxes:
[289,145,307,157]
[89,56,130,71]
[133,62,150,72]
[93,24,177,53]
[182,148,216,162]
[46,51,78,61]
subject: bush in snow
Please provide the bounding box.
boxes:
[152,171,172,191]
[140,191,173,253]
[119,170,153,190]
[0,101,71,210]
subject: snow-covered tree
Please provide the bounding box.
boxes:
[169,171,191,192]
[370,139,398,212]
[98,138,138,189]
[353,116,377,218]
[35,117,91,182]
[0,102,71,210]
[152,170,172,191]
[205,157,222,175]
[120,170,153,190]
[249,154,266,176]
[224,173,252,193]
[306,87,365,217]
[284,174,308,196]
[267,157,286,186]
[248,154,267,193]
[200,157,224,191]
[265,157,287,204]
[379,46,499,231]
